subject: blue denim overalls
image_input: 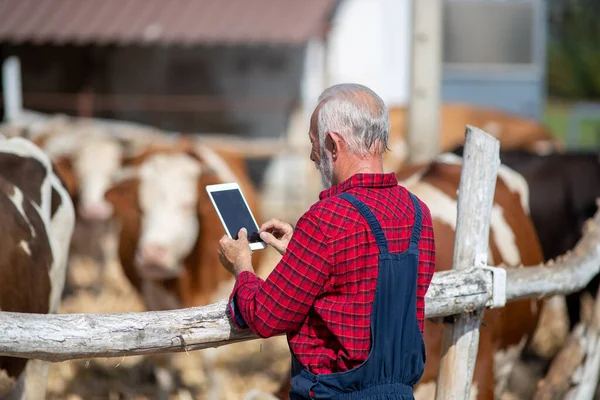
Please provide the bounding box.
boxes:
[288,192,426,400]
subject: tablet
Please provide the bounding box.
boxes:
[206,182,266,251]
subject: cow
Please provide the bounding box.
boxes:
[383,103,563,172]
[398,153,547,400]
[103,139,264,396]
[104,139,263,309]
[0,135,75,400]
[19,118,169,296]
[265,152,546,400]
[452,146,600,333]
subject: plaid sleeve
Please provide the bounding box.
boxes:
[228,271,258,329]
[228,211,331,338]
[416,199,436,331]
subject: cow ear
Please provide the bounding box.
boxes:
[105,178,139,210]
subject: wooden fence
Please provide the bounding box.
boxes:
[0,108,289,160]
[1,125,600,399]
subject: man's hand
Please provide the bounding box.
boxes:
[259,219,294,256]
[218,228,254,278]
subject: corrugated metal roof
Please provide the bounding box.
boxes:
[0,0,339,45]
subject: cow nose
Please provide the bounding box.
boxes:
[79,201,113,220]
[136,244,180,279]
[138,244,169,267]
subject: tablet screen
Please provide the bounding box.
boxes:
[210,189,262,243]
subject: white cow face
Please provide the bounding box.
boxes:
[134,153,202,279]
[75,137,123,220]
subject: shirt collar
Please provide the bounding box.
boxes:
[319,172,399,200]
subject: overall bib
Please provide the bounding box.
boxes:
[289,192,426,400]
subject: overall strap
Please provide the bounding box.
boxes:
[409,193,423,250]
[338,193,389,254]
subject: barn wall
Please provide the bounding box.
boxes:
[104,45,305,137]
[0,44,306,138]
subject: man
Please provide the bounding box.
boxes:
[218,83,436,399]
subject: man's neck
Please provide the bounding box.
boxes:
[333,157,384,186]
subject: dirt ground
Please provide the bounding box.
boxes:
[47,244,290,400]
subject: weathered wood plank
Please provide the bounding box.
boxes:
[0,267,494,362]
[435,125,500,400]
[534,287,600,400]
[566,285,600,400]
[533,324,585,400]
[2,56,23,122]
[406,0,442,164]
[425,267,493,317]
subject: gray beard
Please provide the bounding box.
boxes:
[316,149,333,189]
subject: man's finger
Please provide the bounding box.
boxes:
[259,219,276,232]
[259,231,277,245]
[237,227,248,242]
[260,218,285,232]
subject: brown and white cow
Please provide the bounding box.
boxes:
[267,153,545,400]
[452,146,600,332]
[384,103,563,172]
[104,139,264,310]
[399,153,546,400]
[0,135,75,400]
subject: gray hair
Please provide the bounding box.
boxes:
[316,83,390,157]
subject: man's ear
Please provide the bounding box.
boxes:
[326,132,345,161]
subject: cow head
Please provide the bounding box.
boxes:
[74,137,123,220]
[105,142,208,280]
[135,153,203,279]
[31,120,170,222]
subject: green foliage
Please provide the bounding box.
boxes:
[547,0,600,99]
[543,102,600,150]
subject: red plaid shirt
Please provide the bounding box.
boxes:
[229,173,436,374]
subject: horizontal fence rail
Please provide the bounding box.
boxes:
[0,92,296,112]
[1,109,290,159]
[0,207,598,363]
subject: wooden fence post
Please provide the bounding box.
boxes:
[435,125,500,400]
[2,56,23,122]
[407,0,442,164]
